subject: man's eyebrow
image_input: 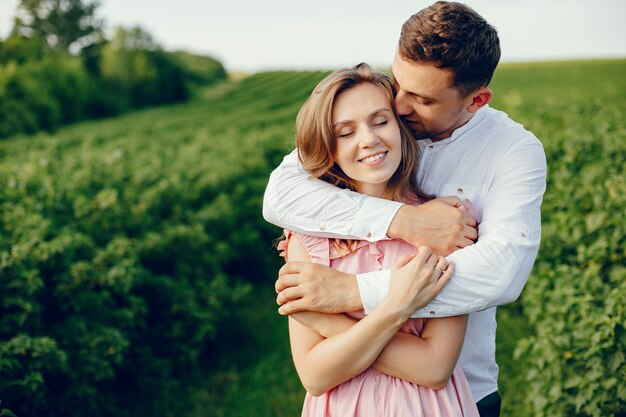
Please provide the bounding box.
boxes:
[390,68,437,101]
[404,88,437,102]
[413,92,436,101]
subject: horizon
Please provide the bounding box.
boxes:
[1,0,625,72]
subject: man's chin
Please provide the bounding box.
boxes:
[407,125,431,140]
[412,131,432,140]
[408,124,452,141]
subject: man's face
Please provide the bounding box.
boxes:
[391,52,473,141]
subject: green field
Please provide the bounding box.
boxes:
[1,59,624,417]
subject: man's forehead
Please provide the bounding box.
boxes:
[391,55,456,95]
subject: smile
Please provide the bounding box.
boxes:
[359,152,387,165]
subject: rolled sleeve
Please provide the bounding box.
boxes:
[351,198,402,242]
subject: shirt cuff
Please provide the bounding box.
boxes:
[356,269,391,314]
[410,300,487,318]
[352,198,403,242]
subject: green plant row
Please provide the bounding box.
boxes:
[490,59,626,417]
[0,70,326,416]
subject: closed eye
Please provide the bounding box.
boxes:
[414,95,434,105]
[407,92,433,105]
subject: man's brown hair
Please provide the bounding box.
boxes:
[398,1,501,96]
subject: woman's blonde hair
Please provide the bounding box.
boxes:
[295,62,429,202]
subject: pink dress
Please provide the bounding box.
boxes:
[279,231,480,417]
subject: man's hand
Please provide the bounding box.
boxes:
[385,247,454,320]
[276,262,362,315]
[387,196,477,256]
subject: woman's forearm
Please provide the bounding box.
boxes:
[375,315,468,388]
[289,311,355,337]
[293,299,405,396]
[293,312,465,389]
[371,332,450,389]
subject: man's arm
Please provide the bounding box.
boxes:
[358,139,547,317]
[277,139,546,317]
[263,150,476,250]
[263,149,399,242]
[276,252,451,315]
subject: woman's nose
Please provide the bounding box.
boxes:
[359,128,380,147]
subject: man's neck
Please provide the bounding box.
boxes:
[431,110,479,142]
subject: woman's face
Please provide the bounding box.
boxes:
[332,82,402,198]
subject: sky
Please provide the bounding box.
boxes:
[1,0,625,72]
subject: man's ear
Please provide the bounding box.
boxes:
[466,87,493,113]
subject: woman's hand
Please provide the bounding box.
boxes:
[384,247,453,321]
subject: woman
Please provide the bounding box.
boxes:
[277,63,479,416]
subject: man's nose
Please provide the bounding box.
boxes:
[394,91,412,116]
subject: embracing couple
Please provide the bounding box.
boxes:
[263,2,547,416]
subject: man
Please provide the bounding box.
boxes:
[262,2,547,416]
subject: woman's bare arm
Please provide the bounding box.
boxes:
[373,315,467,388]
[290,311,467,389]
[286,236,406,396]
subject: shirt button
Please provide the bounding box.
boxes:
[521,231,526,237]
[320,226,325,231]
[429,311,436,317]
[366,232,372,238]
[457,188,464,194]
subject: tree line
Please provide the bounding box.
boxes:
[0,0,227,138]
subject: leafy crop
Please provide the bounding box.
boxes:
[491,59,626,416]
[0,70,327,416]
[0,59,624,417]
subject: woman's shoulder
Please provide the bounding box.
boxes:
[278,230,331,266]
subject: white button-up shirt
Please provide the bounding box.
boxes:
[263,105,547,402]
